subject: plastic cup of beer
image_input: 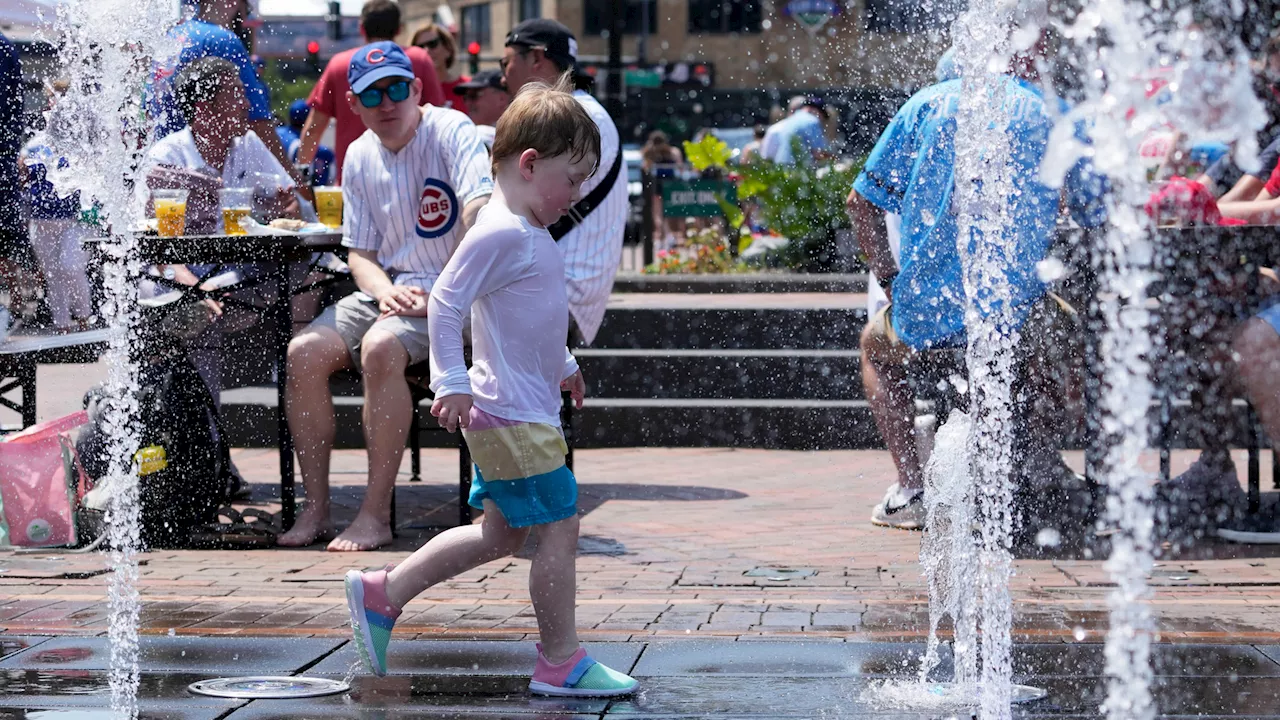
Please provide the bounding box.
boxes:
[314,186,343,229]
[153,189,189,237]
[220,187,253,236]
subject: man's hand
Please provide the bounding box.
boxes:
[255,186,301,221]
[431,394,473,433]
[147,165,223,194]
[377,285,428,317]
[148,165,221,232]
[561,369,585,409]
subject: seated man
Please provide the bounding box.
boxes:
[140,57,300,236]
[1151,268,1280,536]
[137,56,304,404]
[848,32,1105,530]
[278,42,492,551]
[1234,285,1280,492]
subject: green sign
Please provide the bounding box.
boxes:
[624,68,662,88]
[662,180,737,218]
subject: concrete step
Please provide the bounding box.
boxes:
[219,388,1264,452]
[577,348,864,400]
[611,273,870,294]
[594,293,868,350]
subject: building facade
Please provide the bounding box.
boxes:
[400,0,952,91]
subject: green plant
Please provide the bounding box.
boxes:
[682,134,734,173]
[737,157,862,244]
[261,60,317,122]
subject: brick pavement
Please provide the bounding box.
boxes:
[3,445,1280,645]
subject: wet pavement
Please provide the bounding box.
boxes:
[2,636,1280,717]
[5,364,1280,715]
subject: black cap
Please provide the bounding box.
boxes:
[803,95,825,111]
[453,69,506,95]
[505,18,578,70]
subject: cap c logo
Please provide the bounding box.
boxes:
[367,49,386,64]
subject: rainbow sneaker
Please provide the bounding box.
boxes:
[344,567,401,676]
[528,644,639,697]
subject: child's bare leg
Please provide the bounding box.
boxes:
[529,514,581,663]
[384,500,529,609]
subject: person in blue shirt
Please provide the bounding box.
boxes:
[151,0,293,177]
[848,32,1107,530]
[760,96,830,165]
[276,99,335,187]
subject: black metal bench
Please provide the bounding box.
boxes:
[0,329,113,430]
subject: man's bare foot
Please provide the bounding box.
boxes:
[327,514,393,552]
[276,513,336,547]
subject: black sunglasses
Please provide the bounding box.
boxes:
[417,37,441,49]
[357,80,411,108]
[499,46,536,72]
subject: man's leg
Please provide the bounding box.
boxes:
[861,314,923,492]
[278,326,352,546]
[1235,313,1280,449]
[861,311,930,529]
[328,327,412,552]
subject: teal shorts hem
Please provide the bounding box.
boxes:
[468,464,578,529]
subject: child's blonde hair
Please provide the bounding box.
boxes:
[491,72,601,178]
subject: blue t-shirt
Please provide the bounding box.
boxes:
[852,77,1107,351]
[150,19,272,137]
[764,111,829,165]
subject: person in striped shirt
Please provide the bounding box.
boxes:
[501,19,629,346]
[279,42,492,551]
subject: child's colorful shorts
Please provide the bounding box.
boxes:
[462,406,577,528]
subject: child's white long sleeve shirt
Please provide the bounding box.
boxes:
[428,199,579,426]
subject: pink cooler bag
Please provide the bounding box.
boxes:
[0,411,90,547]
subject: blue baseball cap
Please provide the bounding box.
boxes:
[289,99,310,127]
[347,41,415,94]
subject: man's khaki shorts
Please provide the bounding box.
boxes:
[308,292,431,371]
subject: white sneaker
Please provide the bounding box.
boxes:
[871,483,926,530]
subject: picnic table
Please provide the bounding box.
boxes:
[123,231,347,530]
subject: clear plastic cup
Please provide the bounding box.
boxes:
[314,186,343,229]
[220,187,253,236]
[153,188,189,237]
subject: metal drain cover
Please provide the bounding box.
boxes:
[189,676,350,699]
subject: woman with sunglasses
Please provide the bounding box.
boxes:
[410,22,469,117]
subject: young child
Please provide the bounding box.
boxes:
[343,75,639,697]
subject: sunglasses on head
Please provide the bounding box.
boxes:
[417,37,441,49]
[357,80,411,108]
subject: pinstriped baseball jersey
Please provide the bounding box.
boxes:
[558,91,628,345]
[342,105,494,292]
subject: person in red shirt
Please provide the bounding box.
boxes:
[409,22,468,117]
[1218,155,1280,223]
[296,0,445,183]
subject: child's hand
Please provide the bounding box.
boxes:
[561,370,585,409]
[378,285,426,317]
[431,394,473,433]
